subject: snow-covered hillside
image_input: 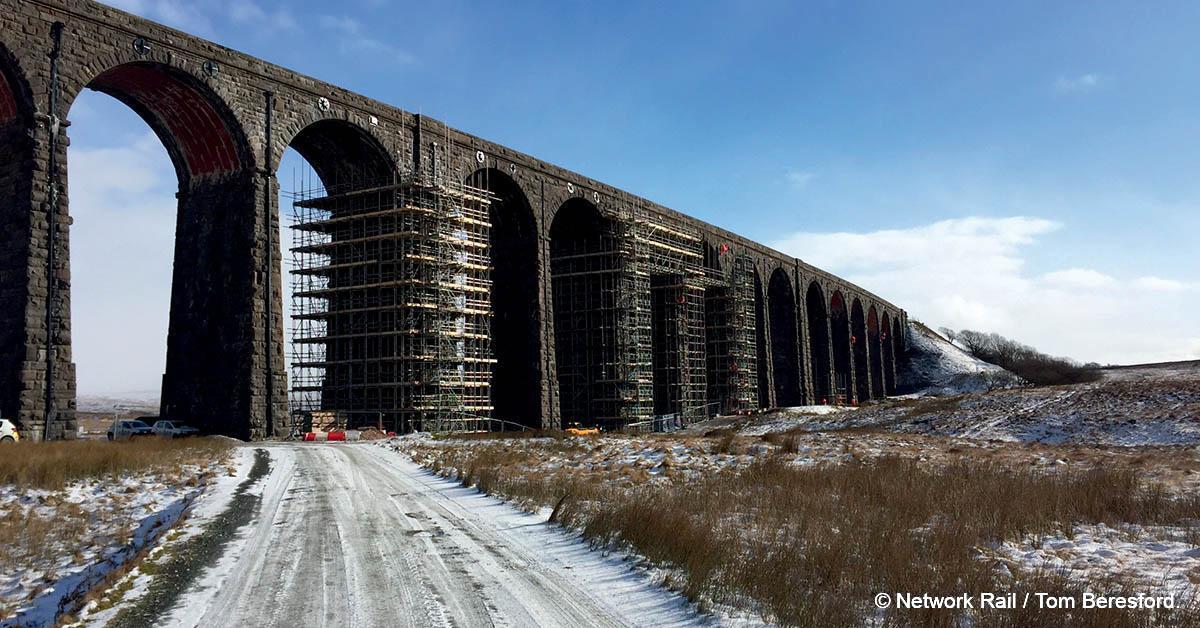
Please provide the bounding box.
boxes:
[899,322,1023,395]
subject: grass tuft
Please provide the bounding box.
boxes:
[423,443,1200,626]
[0,438,232,490]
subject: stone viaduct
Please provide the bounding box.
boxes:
[0,0,906,440]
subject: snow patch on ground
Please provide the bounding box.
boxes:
[731,350,1200,447]
[988,524,1200,602]
[0,447,244,627]
[73,446,257,627]
[737,406,857,436]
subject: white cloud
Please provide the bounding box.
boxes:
[228,1,298,32]
[319,15,417,65]
[100,0,217,36]
[1133,276,1190,292]
[786,169,816,190]
[772,216,1198,365]
[1055,73,1107,93]
[102,0,301,37]
[773,216,1059,274]
[1041,268,1115,289]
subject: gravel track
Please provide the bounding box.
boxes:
[158,443,703,628]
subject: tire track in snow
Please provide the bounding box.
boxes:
[159,443,707,627]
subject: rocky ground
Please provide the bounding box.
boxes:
[717,350,1199,448]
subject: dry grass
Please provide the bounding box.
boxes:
[0,437,233,490]
[0,437,233,620]
[426,444,1200,626]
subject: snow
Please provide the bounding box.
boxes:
[399,432,1199,623]
[988,524,1200,602]
[853,371,1200,446]
[151,442,717,627]
[0,451,239,627]
[737,406,856,436]
[900,323,1023,396]
[728,340,1200,447]
[398,434,759,484]
[73,447,257,627]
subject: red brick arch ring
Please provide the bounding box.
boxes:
[0,43,32,127]
[62,52,254,183]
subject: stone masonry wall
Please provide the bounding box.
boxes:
[0,0,907,438]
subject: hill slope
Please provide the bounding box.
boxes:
[899,322,1023,395]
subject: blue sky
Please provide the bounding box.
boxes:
[69,0,1199,394]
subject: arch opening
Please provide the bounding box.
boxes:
[868,306,884,399]
[830,292,851,404]
[881,312,897,395]
[753,270,770,409]
[805,282,831,404]
[851,299,868,403]
[56,61,257,439]
[550,199,618,428]
[467,169,541,428]
[768,269,802,407]
[287,119,394,192]
[283,119,405,434]
[0,46,33,427]
[892,317,905,391]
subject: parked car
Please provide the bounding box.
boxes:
[152,420,199,438]
[107,419,153,441]
[0,418,19,443]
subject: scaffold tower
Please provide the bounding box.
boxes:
[288,171,494,433]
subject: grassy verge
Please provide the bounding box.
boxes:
[0,438,235,621]
[0,437,233,490]
[421,441,1200,626]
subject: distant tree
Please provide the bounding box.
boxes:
[955,330,993,357]
[946,328,1101,386]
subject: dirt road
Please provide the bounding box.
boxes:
[159,443,705,628]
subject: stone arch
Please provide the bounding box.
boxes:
[73,62,252,183]
[753,269,770,408]
[881,311,897,395]
[830,291,851,404]
[805,281,832,404]
[466,168,542,428]
[768,268,802,407]
[55,60,264,438]
[0,43,35,426]
[284,118,396,191]
[868,306,884,399]
[549,197,617,428]
[851,298,868,403]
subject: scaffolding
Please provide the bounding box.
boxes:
[549,205,626,430]
[628,207,706,421]
[549,204,711,429]
[288,173,495,433]
[703,252,758,413]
